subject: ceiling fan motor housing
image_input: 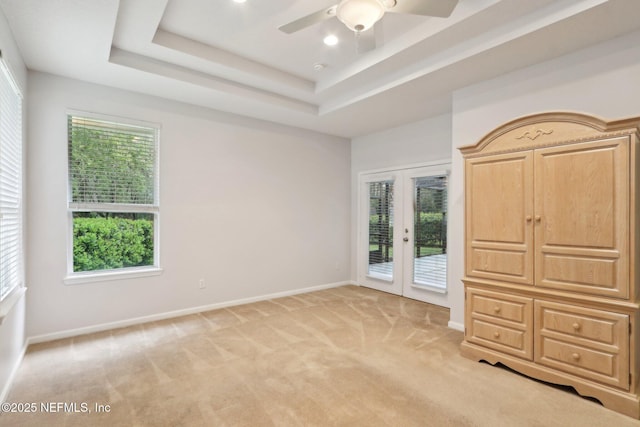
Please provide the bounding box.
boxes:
[336,0,386,32]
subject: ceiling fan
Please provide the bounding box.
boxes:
[279,0,459,38]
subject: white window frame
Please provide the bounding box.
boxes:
[64,110,162,285]
[0,53,25,324]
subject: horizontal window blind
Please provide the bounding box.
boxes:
[68,115,157,207]
[413,175,447,289]
[368,180,394,279]
[0,57,23,301]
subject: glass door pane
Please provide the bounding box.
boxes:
[360,166,449,303]
[413,175,447,289]
[368,180,394,280]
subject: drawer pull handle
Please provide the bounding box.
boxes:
[493,331,500,339]
[493,306,501,314]
[572,353,581,361]
[572,322,581,331]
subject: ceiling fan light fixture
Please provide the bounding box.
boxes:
[336,0,385,33]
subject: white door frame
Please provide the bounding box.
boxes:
[357,161,451,307]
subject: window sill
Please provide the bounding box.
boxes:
[0,287,27,325]
[64,267,163,285]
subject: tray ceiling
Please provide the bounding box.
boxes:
[1,0,639,137]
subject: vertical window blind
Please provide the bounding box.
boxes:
[0,57,23,301]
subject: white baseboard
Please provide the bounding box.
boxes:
[448,320,464,332]
[27,280,353,345]
[0,341,28,403]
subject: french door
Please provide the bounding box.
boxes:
[358,165,450,307]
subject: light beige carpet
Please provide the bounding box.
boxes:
[2,285,639,426]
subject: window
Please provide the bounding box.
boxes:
[413,174,447,289]
[368,180,394,280]
[67,113,159,280]
[0,56,23,303]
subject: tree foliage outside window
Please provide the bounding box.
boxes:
[414,175,447,257]
[68,114,158,273]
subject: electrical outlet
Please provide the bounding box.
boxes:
[198,279,205,289]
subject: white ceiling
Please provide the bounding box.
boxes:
[1,0,639,137]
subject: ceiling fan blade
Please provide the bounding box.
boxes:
[388,0,459,18]
[278,5,337,34]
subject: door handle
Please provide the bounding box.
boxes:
[403,237,409,242]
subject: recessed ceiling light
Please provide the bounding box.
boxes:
[233,0,246,3]
[323,35,339,46]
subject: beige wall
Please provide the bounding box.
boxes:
[26,72,351,339]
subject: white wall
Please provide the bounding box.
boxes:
[351,115,452,174]
[0,5,28,401]
[26,72,351,339]
[448,29,640,328]
[349,114,452,300]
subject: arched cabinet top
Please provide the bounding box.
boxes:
[459,111,640,156]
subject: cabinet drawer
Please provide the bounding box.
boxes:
[466,288,533,360]
[535,300,629,389]
[469,319,530,356]
[467,288,532,327]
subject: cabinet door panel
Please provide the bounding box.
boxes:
[543,255,617,291]
[472,249,527,277]
[535,137,629,298]
[466,152,533,284]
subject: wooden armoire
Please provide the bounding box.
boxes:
[459,112,640,418]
